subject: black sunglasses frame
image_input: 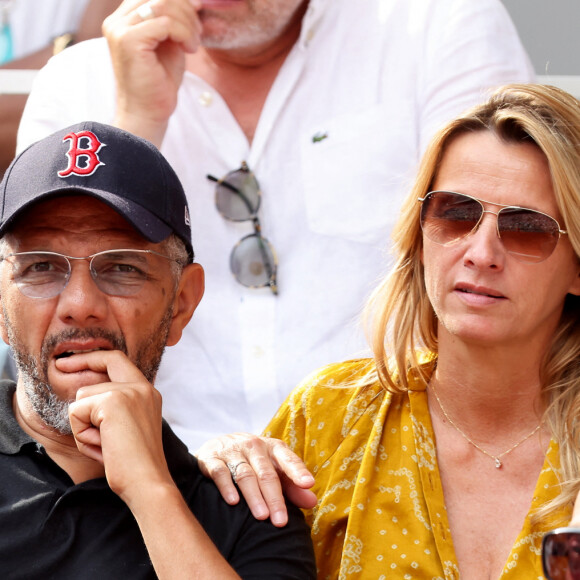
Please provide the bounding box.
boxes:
[207,162,278,294]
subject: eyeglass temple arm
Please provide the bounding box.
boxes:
[207,174,255,216]
[251,217,278,295]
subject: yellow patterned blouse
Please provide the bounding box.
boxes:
[265,358,567,580]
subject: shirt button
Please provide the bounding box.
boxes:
[198,91,213,107]
[252,345,265,358]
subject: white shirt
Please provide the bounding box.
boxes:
[18,0,534,451]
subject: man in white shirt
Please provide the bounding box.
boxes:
[17,0,534,451]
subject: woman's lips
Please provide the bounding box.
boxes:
[454,283,506,305]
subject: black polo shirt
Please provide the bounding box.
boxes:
[0,381,315,579]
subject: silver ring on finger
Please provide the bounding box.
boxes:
[136,2,155,21]
[227,460,249,484]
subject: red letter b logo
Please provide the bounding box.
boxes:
[58,130,105,178]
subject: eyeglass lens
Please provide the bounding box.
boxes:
[8,250,162,298]
[419,191,561,262]
[208,164,278,293]
[231,232,277,290]
[214,165,261,221]
[543,531,580,580]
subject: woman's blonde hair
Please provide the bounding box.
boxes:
[364,83,580,518]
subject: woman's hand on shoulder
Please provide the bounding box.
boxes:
[196,433,317,527]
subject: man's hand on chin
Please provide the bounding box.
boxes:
[65,350,170,504]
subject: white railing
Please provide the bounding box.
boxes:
[0,70,579,98]
[0,69,38,94]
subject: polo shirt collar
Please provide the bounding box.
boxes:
[0,380,36,455]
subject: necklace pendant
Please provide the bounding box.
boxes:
[494,457,502,469]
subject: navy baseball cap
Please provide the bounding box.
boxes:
[0,121,193,261]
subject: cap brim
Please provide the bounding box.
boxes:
[0,186,173,243]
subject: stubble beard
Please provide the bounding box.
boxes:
[3,307,173,435]
[200,1,304,51]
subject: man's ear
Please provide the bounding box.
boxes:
[166,263,205,347]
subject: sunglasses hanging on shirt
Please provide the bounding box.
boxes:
[207,162,278,294]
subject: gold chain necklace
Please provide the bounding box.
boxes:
[429,382,541,469]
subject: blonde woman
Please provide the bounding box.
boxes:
[198,84,580,579]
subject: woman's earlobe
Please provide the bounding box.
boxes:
[569,271,580,296]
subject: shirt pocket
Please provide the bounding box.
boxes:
[301,104,418,245]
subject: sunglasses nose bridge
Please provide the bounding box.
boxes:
[461,209,508,266]
[479,208,503,239]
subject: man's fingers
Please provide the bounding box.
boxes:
[73,440,104,464]
[68,395,106,462]
[106,0,200,53]
[56,350,147,386]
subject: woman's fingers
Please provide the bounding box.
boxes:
[196,434,317,527]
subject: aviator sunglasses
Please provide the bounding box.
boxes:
[418,190,568,263]
[207,162,278,294]
[542,528,580,579]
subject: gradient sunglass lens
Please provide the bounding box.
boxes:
[496,207,560,262]
[419,191,564,262]
[420,191,481,243]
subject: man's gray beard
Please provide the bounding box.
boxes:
[201,20,276,51]
[4,307,173,435]
[200,2,302,51]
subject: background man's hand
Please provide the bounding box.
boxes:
[103,0,202,146]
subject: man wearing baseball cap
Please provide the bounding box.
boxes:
[0,122,315,578]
